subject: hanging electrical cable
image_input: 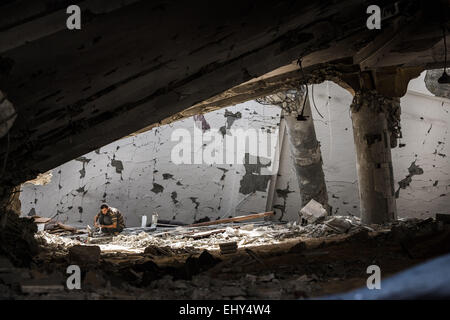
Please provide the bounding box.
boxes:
[296,59,309,121]
[438,24,449,84]
[311,84,324,119]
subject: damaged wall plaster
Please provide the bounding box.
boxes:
[20,73,449,225]
[20,102,279,227]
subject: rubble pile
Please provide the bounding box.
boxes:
[0,215,448,300]
[33,215,438,257]
[142,272,320,300]
[35,232,82,252]
[105,217,376,252]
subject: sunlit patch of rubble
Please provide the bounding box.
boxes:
[35,232,82,253]
[34,216,438,255]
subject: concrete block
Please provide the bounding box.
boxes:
[299,199,327,224]
[325,217,353,233]
[69,245,101,265]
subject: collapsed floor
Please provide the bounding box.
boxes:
[1,216,450,300]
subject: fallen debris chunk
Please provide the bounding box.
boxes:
[325,217,353,233]
[219,242,238,255]
[299,200,327,225]
[183,250,221,279]
[188,211,274,227]
[188,229,227,240]
[32,216,52,224]
[68,245,101,265]
[45,221,79,235]
[144,245,173,256]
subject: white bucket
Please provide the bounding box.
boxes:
[37,223,45,232]
[141,215,147,228]
[151,212,158,228]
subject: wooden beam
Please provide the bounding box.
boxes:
[187,211,274,228]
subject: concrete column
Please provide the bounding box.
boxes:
[284,94,329,211]
[350,90,397,224]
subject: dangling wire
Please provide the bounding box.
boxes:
[311,84,324,119]
[443,24,447,72]
[296,59,309,121]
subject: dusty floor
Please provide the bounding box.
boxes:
[1,217,450,300]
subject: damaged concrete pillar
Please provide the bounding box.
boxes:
[258,87,329,212]
[350,90,398,224]
[283,93,329,212]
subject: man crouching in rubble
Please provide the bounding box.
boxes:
[94,204,125,235]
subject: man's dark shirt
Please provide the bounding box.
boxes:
[95,207,125,233]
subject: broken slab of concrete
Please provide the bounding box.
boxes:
[219,242,238,255]
[68,245,101,266]
[325,217,353,233]
[143,245,173,256]
[299,199,328,225]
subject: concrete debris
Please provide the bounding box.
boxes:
[1,216,446,300]
[188,211,274,227]
[45,221,79,235]
[220,242,238,255]
[33,216,392,257]
[299,199,328,225]
[144,245,173,256]
[69,245,101,266]
[325,217,353,233]
[35,232,82,252]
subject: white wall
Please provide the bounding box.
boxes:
[20,72,450,226]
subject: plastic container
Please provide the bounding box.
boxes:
[151,212,158,228]
[141,215,147,228]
